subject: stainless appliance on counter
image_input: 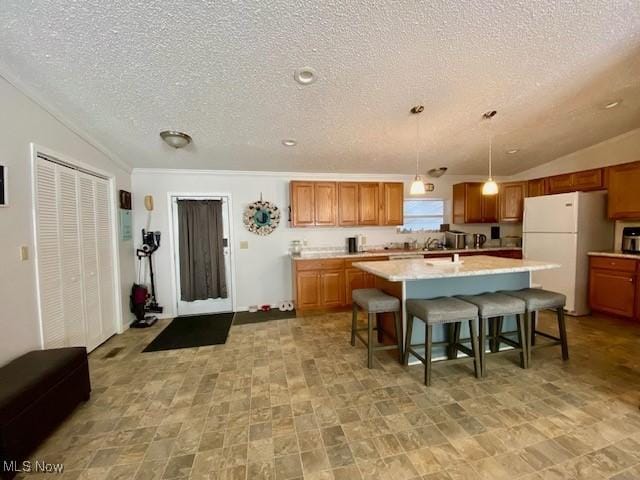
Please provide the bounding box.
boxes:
[471,233,487,249]
[444,230,467,249]
[622,227,640,254]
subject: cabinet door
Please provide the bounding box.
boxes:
[526,178,547,197]
[499,182,526,222]
[589,268,636,318]
[338,183,358,226]
[573,168,603,191]
[636,273,640,321]
[481,192,499,223]
[607,161,640,219]
[452,183,467,224]
[321,270,345,307]
[290,181,315,226]
[296,271,321,309]
[464,183,484,223]
[345,268,366,305]
[314,182,337,226]
[358,183,380,225]
[548,173,573,194]
[381,182,404,225]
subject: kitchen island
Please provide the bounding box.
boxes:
[353,255,559,361]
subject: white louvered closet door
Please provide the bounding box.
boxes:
[94,178,116,339]
[78,173,104,351]
[35,160,66,348]
[35,157,117,352]
[58,168,86,347]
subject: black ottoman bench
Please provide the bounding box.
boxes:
[0,347,90,479]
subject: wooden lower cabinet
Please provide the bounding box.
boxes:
[295,270,322,310]
[345,268,376,305]
[320,270,346,307]
[589,256,638,319]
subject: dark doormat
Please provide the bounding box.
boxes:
[233,309,296,326]
[142,313,234,352]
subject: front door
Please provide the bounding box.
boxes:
[172,196,233,315]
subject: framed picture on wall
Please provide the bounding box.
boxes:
[0,164,7,207]
[119,189,132,210]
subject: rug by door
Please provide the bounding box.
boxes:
[142,313,234,352]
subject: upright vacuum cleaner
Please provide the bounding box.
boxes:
[130,229,163,328]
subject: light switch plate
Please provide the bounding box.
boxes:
[239,241,249,250]
[20,245,29,261]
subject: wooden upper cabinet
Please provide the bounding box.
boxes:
[453,183,496,224]
[314,182,337,226]
[547,173,574,194]
[499,181,526,223]
[548,168,604,195]
[526,178,547,197]
[381,182,404,225]
[290,181,315,226]
[338,183,358,226]
[573,168,604,191]
[607,161,640,219]
[357,183,380,225]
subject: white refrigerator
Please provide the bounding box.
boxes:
[523,191,613,316]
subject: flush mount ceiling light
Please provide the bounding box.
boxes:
[282,139,297,147]
[427,167,448,178]
[481,110,499,196]
[160,130,192,149]
[603,100,622,109]
[506,148,519,154]
[409,105,427,195]
[294,67,317,85]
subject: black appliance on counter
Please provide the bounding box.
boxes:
[347,237,358,253]
[622,227,640,254]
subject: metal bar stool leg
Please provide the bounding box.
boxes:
[367,312,375,369]
[404,314,414,365]
[479,317,487,377]
[351,303,358,347]
[393,311,403,361]
[469,319,481,379]
[525,311,533,368]
[516,313,528,369]
[557,307,569,361]
[494,317,503,352]
[425,324,433,386]
[530,311,537,346]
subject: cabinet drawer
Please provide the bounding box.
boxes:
[296,259,345,271]
[590,256,637,273]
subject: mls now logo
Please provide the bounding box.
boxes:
[3,460,64,474]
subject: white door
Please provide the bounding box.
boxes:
[172,196,233,315]
[523,192,578,233]
[34,156,118,352]
[524,232,577,314]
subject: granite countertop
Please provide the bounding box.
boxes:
[353,255,558,282]
[588,251,640,260]
[291,246,522,261]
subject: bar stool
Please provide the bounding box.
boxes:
[351,288,402,368]
[501,288,568,366]
[404,297,481,386]
[456,293,527,376]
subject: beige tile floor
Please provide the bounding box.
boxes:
[21,311,640,480]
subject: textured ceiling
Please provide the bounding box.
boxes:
[2,1,640,175]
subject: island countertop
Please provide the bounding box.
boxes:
[353,255,559,282]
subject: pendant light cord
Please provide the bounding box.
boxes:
[415,111,420,176]
[488,136,492,179]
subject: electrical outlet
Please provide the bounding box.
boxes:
[239,241,249,250]
[20,245,29,261]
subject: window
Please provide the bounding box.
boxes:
[400,199,444,232]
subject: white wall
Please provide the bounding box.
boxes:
[132,169,520,316]
[0,74,134,366]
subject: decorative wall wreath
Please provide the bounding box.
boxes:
[243,197,280,235]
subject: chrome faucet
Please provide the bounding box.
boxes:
[425,237,441,250]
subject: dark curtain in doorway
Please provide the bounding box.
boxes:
[177,199,228,301]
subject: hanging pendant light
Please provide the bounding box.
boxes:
[409,105,426,195]
[481,111,499,195]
